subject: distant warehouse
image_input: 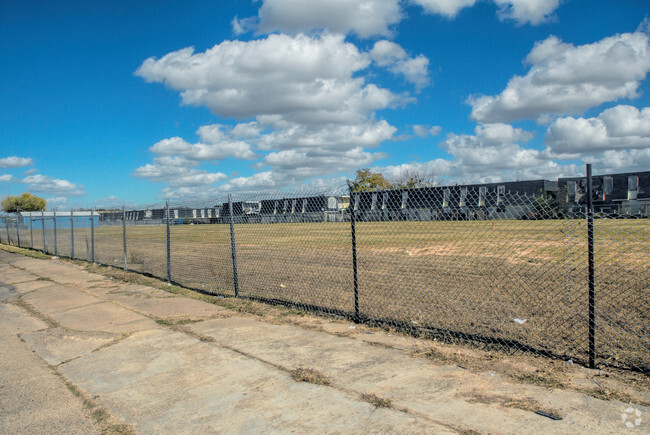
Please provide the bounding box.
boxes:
[221,196,349,223]
[352,179,558,221]
[559,171,649,216]
[96,170,649,224]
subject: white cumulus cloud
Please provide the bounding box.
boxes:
[262,147,385,181]
[468,31,650,123]
[584,148,650,173]
[133,123,265,195]
[135,126,256,195]
[546,105,650,154]
[135,34,402,124]
[410,0,477,18]
[150,133,257,161]
[413,124,442,137]
[254,119,396,151]
[21,174,84,196]
[46,197,68,208]
[377,122,580,184]
[242,0,562,42]
[393,108,650,185]
[254,0,402,38]
[494,0,561,25]
[370,40,430,90]
[0,156,34,168]
[218,172,277,192]
[136,32,410,198]
[132,158,227,188]
[442,123,541,172]
[412,0,561,25]
[231,15,257,35]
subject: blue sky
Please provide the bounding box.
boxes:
[1,0,649,208]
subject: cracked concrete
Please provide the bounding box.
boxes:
[19,327,123,366]
[0,303,102,434]
[1,248,647,434]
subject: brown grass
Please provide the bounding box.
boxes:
[291,367,332,386]
[462,392,560,417]
[2,241,647,405]
[360,393,393,408]
[3,218,648,372]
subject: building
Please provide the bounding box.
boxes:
[256,195,349,223]
[353,179,558,221]
[559,171,650,216]
[89,170,649,225]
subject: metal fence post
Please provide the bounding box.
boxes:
[41,210,46,252]
[347,182,360,322]
[30,216,33,248]
[15,215,21,247]
[15,208,21,247]
[586,164,596,369]
[70,210,75,259]
[228,194,240,297]
[53,210,58,256]
[5,217,10,245]
[122,206,128,271]
[166,200,171,284]
[91,208,95,262]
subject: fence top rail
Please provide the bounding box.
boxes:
[19,211,99,217]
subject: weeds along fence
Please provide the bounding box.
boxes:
[1,177,648,374]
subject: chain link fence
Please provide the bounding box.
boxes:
[1,175,648,373]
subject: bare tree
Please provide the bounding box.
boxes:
[390,167,440,189]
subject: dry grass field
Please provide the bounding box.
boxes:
[9,218,649,371]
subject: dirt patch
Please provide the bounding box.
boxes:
[370,239,561,265]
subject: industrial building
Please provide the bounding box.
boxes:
[84,170,648,224]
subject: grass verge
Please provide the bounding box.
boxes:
[0,243,51,259]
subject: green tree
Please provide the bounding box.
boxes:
[1,193,47,213]
[350,168,392,192]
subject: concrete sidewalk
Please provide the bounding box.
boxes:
[0,249,646,434]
